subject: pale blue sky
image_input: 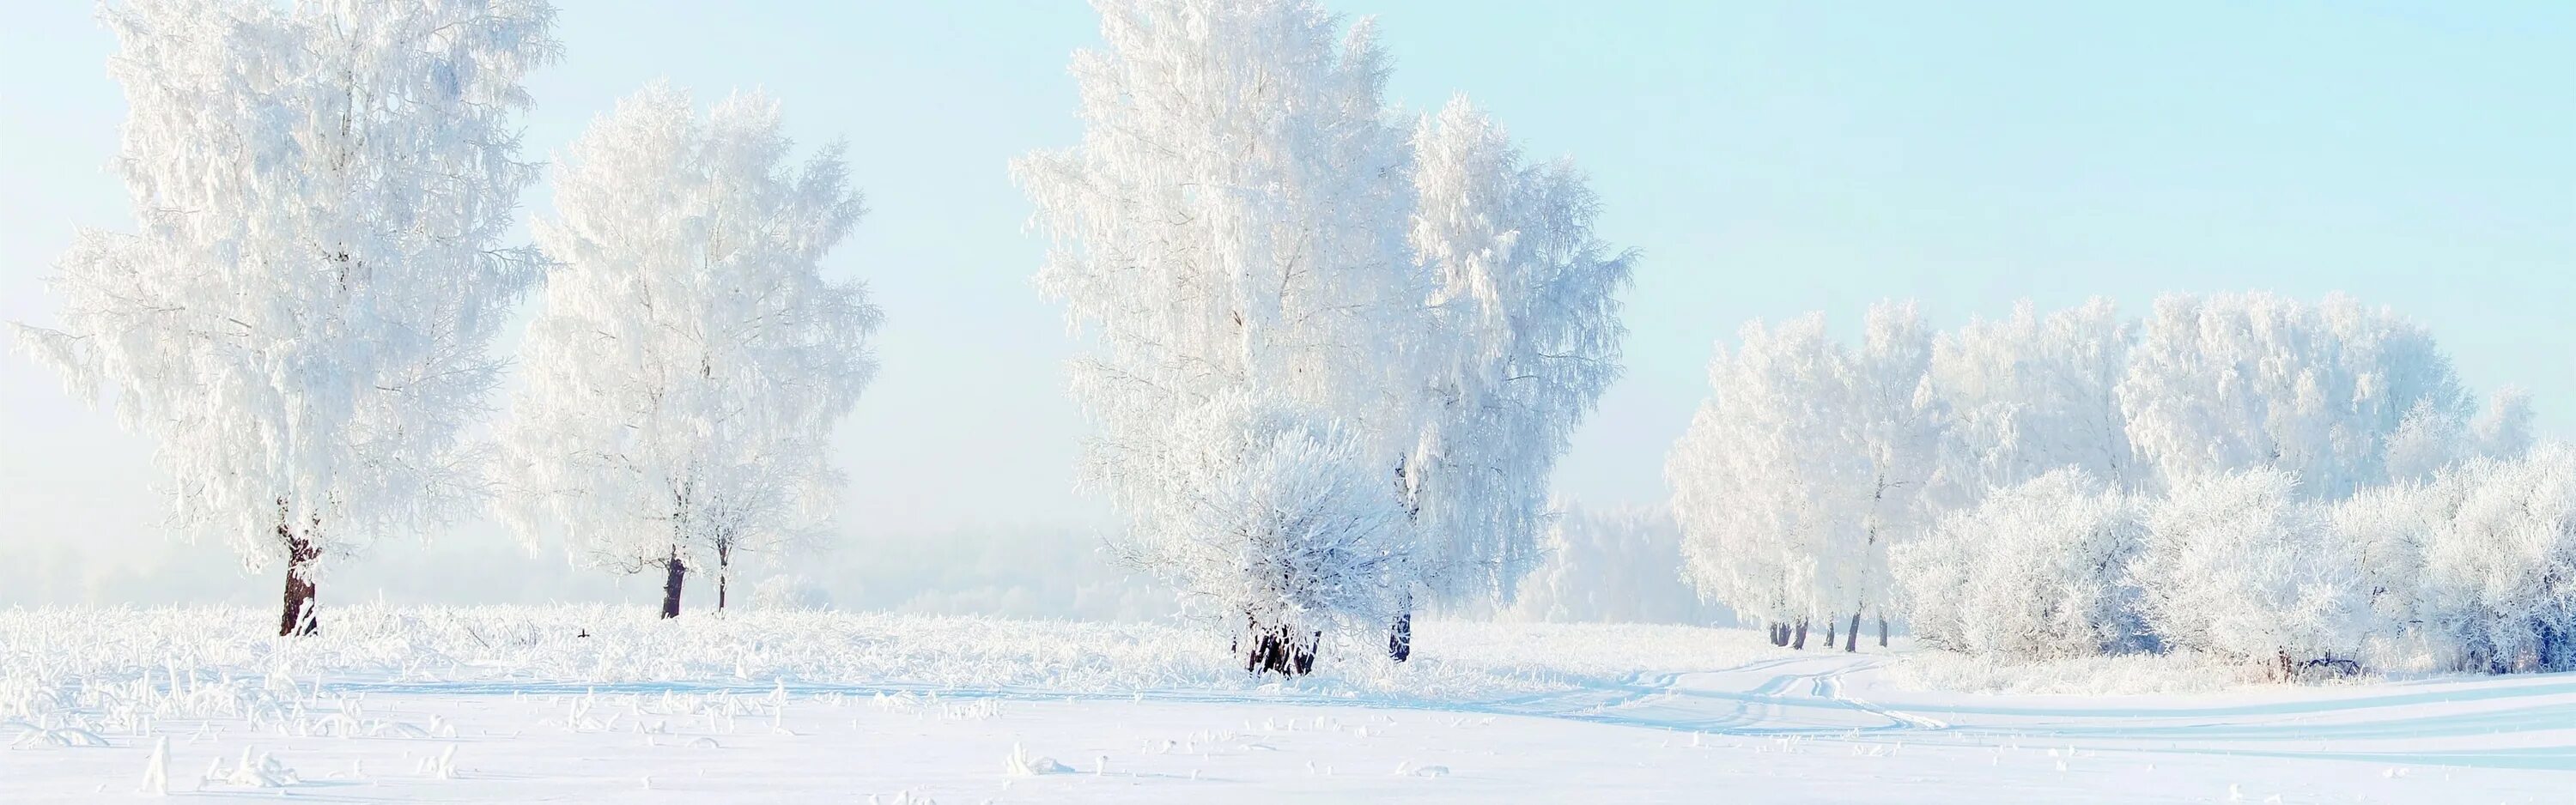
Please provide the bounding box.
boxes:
[2,2,2569,604]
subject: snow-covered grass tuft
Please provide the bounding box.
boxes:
[1003,742,1072,776]
[1886,648,2374,695]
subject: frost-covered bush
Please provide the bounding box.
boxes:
[2132,470,2373,670]
[1111,396,1411,672]
[2415,447,2576,672]
[1892,469,2152,659]
[2326,481,2450,667]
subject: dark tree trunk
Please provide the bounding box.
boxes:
[1792,619,1808,650]
[714,542,732,613]
[1387,609,1413,663]
[1878,616,1888,647]
[277,533,319,637]
[1825,620,1837,648]
[1771,622,1789,646]
[1845,612,1861,652]
[659,554,687,620]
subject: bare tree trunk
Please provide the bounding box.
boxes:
[277,531,319,637]
[1877,615,1888,647]
[1845,612,1861,652]
[1792,619,1808,650]
[1824,619,1837,648]
[1387,609,1413,663]
[659,551,687,620]
[715,542,731,614]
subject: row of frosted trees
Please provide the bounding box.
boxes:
[11,0,1631,669]
[1667,295,2571,675]
[15,1,881,632]
[20,0,2556,681]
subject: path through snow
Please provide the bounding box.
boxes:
[4,651,2569,802]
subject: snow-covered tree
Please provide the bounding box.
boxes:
[1017,0,1419,673]
[1394,98,1631,655]
[1892,469,2153,659]
[1024,0,1630,669]
[11,0,557,635]
[2131,469,2373,674]
[1931,299,2141,493]
[1668,303,1945,651]
[499,85,878,619]
[2118,293,2481,499]
[1838,301,1949,649]
[1668,314,1860,646]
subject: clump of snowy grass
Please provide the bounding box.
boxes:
[1003,742,1071,776]
[1886,649,2379,695]
[204,747,301,788]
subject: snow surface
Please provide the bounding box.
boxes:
[2,607,2568,802]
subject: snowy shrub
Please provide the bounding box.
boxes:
[1892,469,2152,659]
[1109,396,1411,672]
[2327,481,2451,668]
[2415,447,2576,672]
[2132,470,2373,671]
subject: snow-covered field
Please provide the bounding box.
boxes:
[2,607,2569,802]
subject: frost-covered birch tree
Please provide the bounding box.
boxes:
[1392,98,1631,657]
[1023,0,1628,671]
[1839,301,1947,650]
[1668,314,1861,647]
[11,0,557,635]
[1668,304,1945,651]
[1017,0,1419,673]
[1931,299,2142,493]
[498,85,878,620]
